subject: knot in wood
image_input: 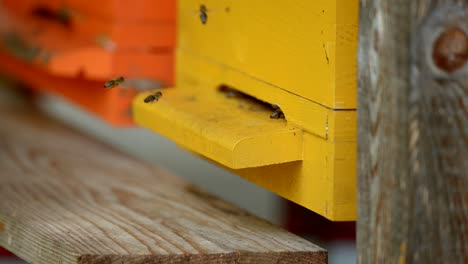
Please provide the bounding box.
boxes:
[432,27,467,73]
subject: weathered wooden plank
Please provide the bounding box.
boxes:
[0,98,326,263]
[358,0,467,263]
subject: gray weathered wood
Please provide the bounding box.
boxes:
[358,0,467,263]
[0,94,326,264]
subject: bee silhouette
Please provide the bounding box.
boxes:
[199,5,208,24]
[104,77,125,89]
[144,91,163,103]
[196,4,229,25]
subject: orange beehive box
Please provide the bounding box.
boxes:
[3,0,175,23]
[0,0,176,125]
[0,52,136,125]
[2,0,176,49]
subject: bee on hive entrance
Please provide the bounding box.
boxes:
[104,77,125,89]
[270,104,285,119]
[144,91,163,103]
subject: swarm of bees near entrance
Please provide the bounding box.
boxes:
[104,76,163,103]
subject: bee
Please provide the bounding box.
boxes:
[144,91,163,103]
[197,4,228,24]
[270,104,285,119]
[104,76,125,89]
[199,5,208,24]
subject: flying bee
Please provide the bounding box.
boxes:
[144,91,163,103]
[270,104,285,119]
[104,76,125,89]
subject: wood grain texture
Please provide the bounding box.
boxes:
[0,102,326,263]
[358,0,467,263]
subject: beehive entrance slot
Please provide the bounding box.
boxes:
[217,84,285,119]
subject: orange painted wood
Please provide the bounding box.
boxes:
[0,2,175,81]
[69,0,176,22]
[46,49,174,84]
[3,0,176,22]
[0,52,135,126]
[2,0,176,49]
[0,0,175,125]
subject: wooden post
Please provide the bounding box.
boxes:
[358,0,467,263]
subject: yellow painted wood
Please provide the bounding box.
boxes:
[133,1,358,220]
[133,50,357,220]
[178,0,358,109]
[177,51,357,141]
[232,135,356,221]
[133,88,303,169]
[134,90,356,220]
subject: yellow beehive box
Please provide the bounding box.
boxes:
[179,0,358,109]
[133,0,358,221]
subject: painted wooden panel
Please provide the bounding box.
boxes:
[178,0,358,109]
[133,1,358,220]
[134,88,304,169]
